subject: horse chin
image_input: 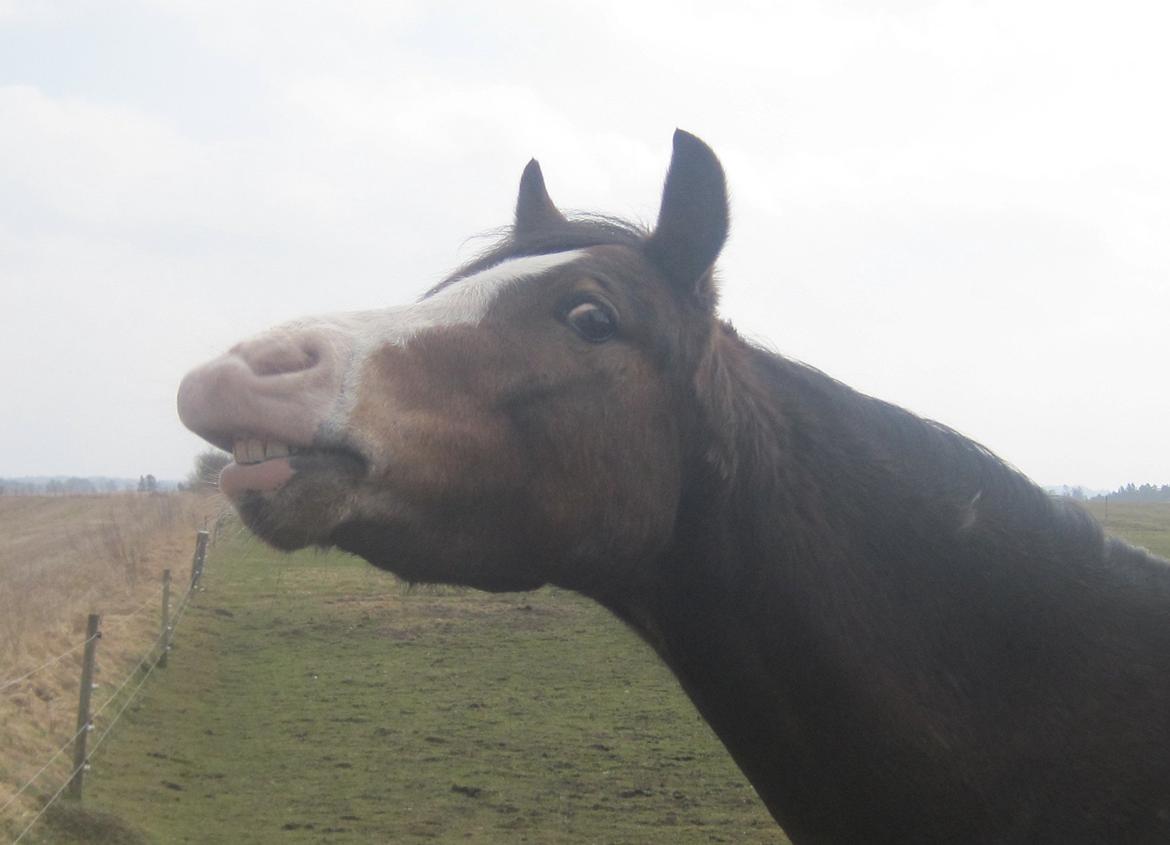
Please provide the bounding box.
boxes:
[229,450,368,551]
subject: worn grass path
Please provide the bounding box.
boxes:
[51,531,783,844]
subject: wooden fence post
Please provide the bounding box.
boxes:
[159,569,172,668]
[68,614,101,800]
[191,530,209,589]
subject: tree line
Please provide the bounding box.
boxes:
[0,451,232,497]
[1089,483,1170,503]
[0,477,136,496]
[0,475,180,495]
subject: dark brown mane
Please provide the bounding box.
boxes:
[694,328,1140,637]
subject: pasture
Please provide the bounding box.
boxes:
[16,500,1165,844]
[1084,500,1170,559]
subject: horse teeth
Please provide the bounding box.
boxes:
[233,437,294,465]
[233,438,256,464]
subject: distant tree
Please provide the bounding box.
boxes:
[186,448,232,493]
[65,477,96,495]
[144,474,158,493]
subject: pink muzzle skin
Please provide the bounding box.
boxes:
[218,457,295,498]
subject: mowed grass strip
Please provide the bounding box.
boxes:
[70,531,783,844]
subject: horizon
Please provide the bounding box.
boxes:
[3,474,1168,501]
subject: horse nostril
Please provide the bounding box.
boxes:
[234,333,322,378]
[254,346,319,377]
[178,326,340,451]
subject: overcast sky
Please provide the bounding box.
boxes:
[1,0,1166,491]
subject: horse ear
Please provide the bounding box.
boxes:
[515,158,567,234]
[646,130,729,300]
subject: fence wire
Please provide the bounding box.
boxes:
[2,580,166,695]
[0,634,99,694]
[98,582,167,634]
[0,717,91,818]
[10,756,88,844]
[89,628,168,724]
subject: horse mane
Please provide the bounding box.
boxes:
[738,334,1106,562]
[676,322,1162,706]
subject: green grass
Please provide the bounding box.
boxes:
[53,533,782,844]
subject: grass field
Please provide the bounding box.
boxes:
[11,500,1170,844]
[1083,500,1170,559]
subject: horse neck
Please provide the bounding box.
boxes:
[600,327,1170,841]
[602,329,1066,836]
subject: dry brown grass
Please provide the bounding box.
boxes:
[0,492,223,831]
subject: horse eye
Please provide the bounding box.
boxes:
[565,301,617,343]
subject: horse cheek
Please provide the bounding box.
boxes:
[533,384,681,591]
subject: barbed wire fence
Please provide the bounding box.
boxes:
[1,528,214,844]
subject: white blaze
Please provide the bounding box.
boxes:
[381,249,588,346]
[315,249,588,440]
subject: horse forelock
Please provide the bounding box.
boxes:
[429,214,650,297]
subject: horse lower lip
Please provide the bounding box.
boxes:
[219,457,295,497]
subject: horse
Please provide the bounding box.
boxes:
[178,130,1170,843]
